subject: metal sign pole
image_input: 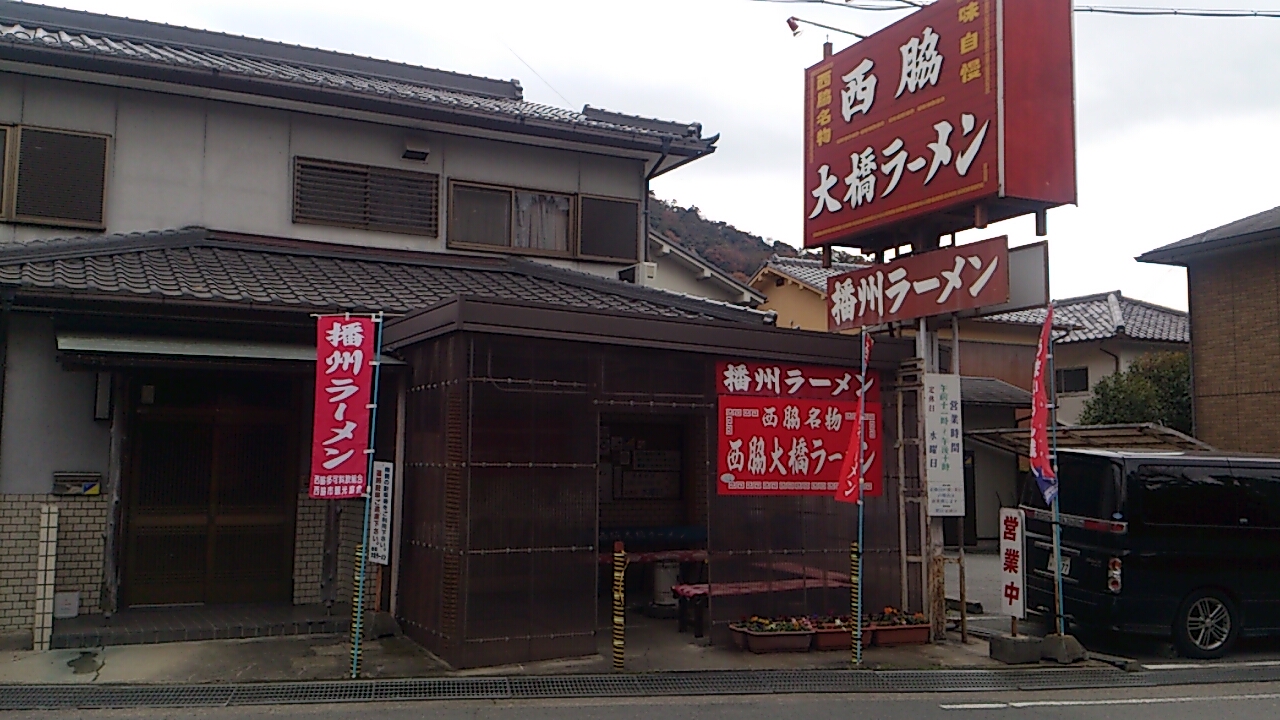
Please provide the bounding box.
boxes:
[350,312,385,679]
[1046,314,1066,637]
[854,327,869,666]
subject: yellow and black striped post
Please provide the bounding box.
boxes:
[612,541,626,672]
[350,543,365,678]
[851,541,862,666]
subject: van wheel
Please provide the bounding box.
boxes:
[1174,589,1238,659]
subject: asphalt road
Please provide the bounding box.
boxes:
[8,682,1280,720]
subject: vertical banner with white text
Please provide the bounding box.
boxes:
[310,316,377,500]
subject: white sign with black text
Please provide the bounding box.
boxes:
[923,373,964,517]
[368,461,394,566]
[999,508,1026,619]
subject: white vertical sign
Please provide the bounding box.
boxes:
[368,461,394,565]
[923,373,964,517]
[999,508,1026,619]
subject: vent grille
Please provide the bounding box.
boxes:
[13,128,108,227]
[294,158,439,237]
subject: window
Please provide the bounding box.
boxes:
[7,127,109,228]
[580,196,639,261]
[1022,452,1123,520]
[294,158,440,237]
[1232,465,1280,529]
[1140,464,1240,527]
[449,182,573,255]
[1055,367,1089,394]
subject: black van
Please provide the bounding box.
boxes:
[1021,448,1280,658]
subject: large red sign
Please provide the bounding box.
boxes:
[310,316,377,499]
[716,361,882,497]
[827,235,1009,330]
[803,0,1075,250]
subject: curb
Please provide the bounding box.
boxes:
[3,664,1280,710]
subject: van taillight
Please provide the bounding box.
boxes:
[1107,557,1122,593]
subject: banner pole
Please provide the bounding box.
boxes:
[1046,308,1066,637]
[350,312,385,679]
[854,327,869,666]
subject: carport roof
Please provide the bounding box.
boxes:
[965,423,1213,456]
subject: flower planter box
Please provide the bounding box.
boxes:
[871,624,930,646]
[812,627,872,651]
[729,625,814,653]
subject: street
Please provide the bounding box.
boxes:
[6,681,1280,720]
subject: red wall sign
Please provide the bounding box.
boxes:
[310,316,377,499]
[803,0,1075,249]
[827,235,1009,331]
[716,361,883,497]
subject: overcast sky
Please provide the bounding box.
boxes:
[43,0,1280,309]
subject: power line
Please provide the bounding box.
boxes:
[1076,6,1280,17]
[756,0,1280,17]
[502,42,575,109]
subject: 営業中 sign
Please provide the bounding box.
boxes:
[923,373,964,516]
[999,507,1025,618]
[716,361,882,497]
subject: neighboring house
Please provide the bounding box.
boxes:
[643,232,765,306]
[1138,205,1280,453]
[0,2,925,669]
[982,291,1190,424]
[749,255,864,330]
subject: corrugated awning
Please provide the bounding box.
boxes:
[56,333,403,366]
[965,423,1213,456]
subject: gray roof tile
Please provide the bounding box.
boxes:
[760,255,869,294]
[960,377,1032,407]
[982,291,1188,344]
[0,228,768,325]
[1138,204,1280,264]
[0,3,712,154]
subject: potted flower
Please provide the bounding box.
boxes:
[728,616,815,653]
[869,607,930,646]
[809,615,872,651]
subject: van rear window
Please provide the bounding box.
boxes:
[1021,453,1123,520]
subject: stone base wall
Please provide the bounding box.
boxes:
[292,494,325,605]
[0,494,109,632]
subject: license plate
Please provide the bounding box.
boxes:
[1046,555,1071,576]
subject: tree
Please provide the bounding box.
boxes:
[1078,351,1192,435]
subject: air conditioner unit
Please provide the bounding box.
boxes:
[618,261,657,286]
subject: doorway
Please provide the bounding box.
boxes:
[121,370,303,607]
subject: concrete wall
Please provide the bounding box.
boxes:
[1053,339,1179,425]
[0,73,645,275]
[752,278,828,330]
[650,254,745,304]
[963,405,1018,541]
[1187,243,1280,453]
[0,314,111,494]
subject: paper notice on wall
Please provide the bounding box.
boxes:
[368,461,394,565]
[923,373,964,517]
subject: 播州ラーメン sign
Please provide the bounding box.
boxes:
[804,0,1075,251]
[717,361,882,497]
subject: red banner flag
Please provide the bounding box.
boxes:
[1029,305,1058,505]
[835,332,875,503]
[310,315,377,500]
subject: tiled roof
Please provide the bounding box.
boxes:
[960,377,1031,407]
[0,228,768,324]
[756,255,868,295]
[0,2,713,155]
[1138,204,1280,265]
[982,291,1188,344]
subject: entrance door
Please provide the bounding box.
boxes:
[123,372,301,606]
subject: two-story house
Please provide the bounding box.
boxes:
[0,3,923,668]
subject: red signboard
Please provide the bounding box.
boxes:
[310,316,377,499]
[827,235,1009,331]
[716,361,882,497]
[803,0,1075,250]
